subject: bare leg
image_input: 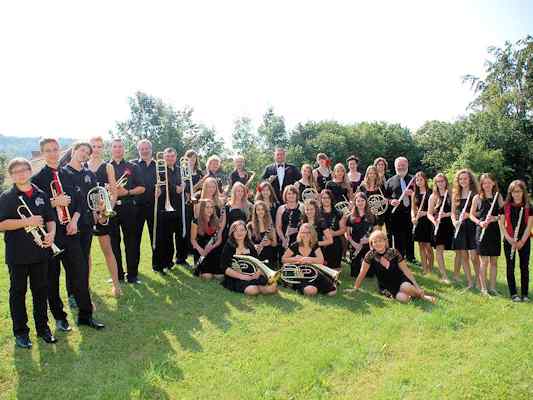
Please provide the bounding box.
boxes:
[436,246,449,283]
[479,255,489,294]
[453,251,462,281]
[399,282,436,303]
[258,284,278,295]
[462,251,473,287]
[426,243,434,274]
[489,256,498,292]
[418,243,427,273]
[469,249,481,288]
[98,235,122,296]
[200,273,214,280]
[303,286,318,296]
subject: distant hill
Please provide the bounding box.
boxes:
[0,134,76,159]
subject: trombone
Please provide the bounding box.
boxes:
[17,196,63,257]
[50,176,71,224]
[152,152,174,250]
[87,184,116,225]
[180,156,193,238]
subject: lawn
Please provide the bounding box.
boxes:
[0,231,532,400]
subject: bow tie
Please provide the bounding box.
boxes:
[276,164,285,169]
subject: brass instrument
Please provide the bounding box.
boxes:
[17,196,63,257]
[231,254,280,285]
[180,156,193,238]
[453,190,472,239]
[479,192,499,243]
[511,207,524,262]
[244,171,256,189]
[412,192,427,235]
[302,187,319,202]
[368,191,388,216]
[434,190,448,236]
[50,176,71,224]
[116,171,129,188]
[87,184,116,225]
[391,175,416,214]
[152,152,174,250]
[280,263,341,285]
[335,201,351,217]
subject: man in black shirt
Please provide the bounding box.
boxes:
[109,138,146,283]
[0,158,57,348]
[261,148,301,201]
[32,138,104,331]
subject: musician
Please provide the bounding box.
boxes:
[205,155,227,194]
[427,173,453,283]
[153,148,183,274]
[347,155,363,193]
[131,139,157,262]
[294,164,317,202]
[229,155,253,187]
[411,172,434,275]
[195,177,226,229]
[0,158,57,347]
[281,223,337,296]
[32,138,104,330]
[498,180,533,302]
[275,185,303,250]
[349,230,436,304]
[325,163,353,205]
[261,147,301,201]
[109,138,145,284]
[191,199,224,279]
[469,174,504,295]
[255,181,280,223]
[451,169,479,289]
[345,192,376,277]
[87,136,121,297]
[312,153,332,192]
[302,199,333,263]
[373,157,389,183]
[224,182,252,235]
[221,220,278,295]
[385,157,415,262]
[358,165,387,227]
[248,200,277,268]
[187,149,204,201]
[319,189,347,271]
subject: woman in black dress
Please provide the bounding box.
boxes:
[319,189,347,271]
[451,169,479,288]
[345,192,376,277]
[255,181,280,223]
[469,174,504,295]
[224,181,252,235]
[347,155,363,193]
[302,199,333,265]
[87,136,121,297]
[427,173,453,283]
[248,200,277,268]
[275,185,303,250]
[498,180,533,302]
[411,171,434,275]
[221,221,278,295]
[282,223,337,296]
[358,165,388,227]
[349,230,436,304]
[313,153,332,192]
[191,199,224,280]
[325,163,353,205]
[295,164,317,202]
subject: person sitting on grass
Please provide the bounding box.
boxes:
[348,230,436,304]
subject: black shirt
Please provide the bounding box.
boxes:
[346,214,375,242]
[62,165,98,229]
[131,158,156,206]
[325,181,348,205]
[0,184,55,265]
[109,159,145,206]
[229,170,251,187]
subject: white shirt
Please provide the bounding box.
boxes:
[276,164,285,188]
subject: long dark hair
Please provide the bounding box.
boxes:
[227,220,254,249]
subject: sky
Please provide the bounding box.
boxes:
[0,0,531,148]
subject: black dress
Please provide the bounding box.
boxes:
[295,181,313,202]
[348,173,363,193]
[192,218,223,275]
[325,181,348,205]
[413,192,433,243]
[433,194,454,250]
[475,196,501,256]
[357,184,387,226]
[320,209,344,269]
[453,197,476,250]
[287,243,336,295]
[224,204,249,238]
[280,205,303,247]
[315,168,332,192]
[363,248,413,297]
[248,224,277,268]
[221,243,268,293]
[347,214,375,277]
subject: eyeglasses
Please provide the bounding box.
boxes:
[10,168,31,175]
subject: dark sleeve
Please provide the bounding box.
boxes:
[62,170,81,216]
[31,170,47,193]
[384,177,393,198]
[363,250,375,264]
[289,243,299,255]
[293,165,302,181]
[261,165,271,180]
[43,196,55,223]
[319,218,328,231]
[132,164,145,188]
[0,192,10,221]
[498,206,505,215]
[392,248,404,263]
[248,243,258,258]
[220,243,235,269]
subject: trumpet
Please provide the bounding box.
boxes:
[87,185,116,225]
[50,176,71,224]
[17,196,63,257]
[152,152,174,250]
[231,254,280,285]
[280,263,341,286]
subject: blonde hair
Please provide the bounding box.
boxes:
[229,181,251,219]
[452,168,479,207]
[296,223,318,248]
[369,230,388,249]
[200,177,222,209]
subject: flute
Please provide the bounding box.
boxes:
[434,190,448,236]
[453,191,472,239]
[478,192,499,243]
[510,207,524,262]
[391,175,416,214]
[412,192,427,235]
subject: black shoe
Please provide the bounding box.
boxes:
[56,319,72,332]
[68,294,78,309]
[15,335,32,349]
[37,330,58,344]
[127,278,142,284]
[77,318,105,330]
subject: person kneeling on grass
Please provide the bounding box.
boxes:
[348,230,436,304]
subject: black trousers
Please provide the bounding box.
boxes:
[111,204,140,281]
[66,227,93,297]
[155,211,179,270]
[8,262,49,336]
[174,201,191,263]
[49,233,93,320]
[504,239,530,297]
[388,210,415,261]
[136,203,156,268]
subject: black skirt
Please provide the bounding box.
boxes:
[433,217,453,250]
[476,222,501,256]
[453,219,477,250]
[222,275,268,293]
[93,220,113,236]
[413,216,433,243]
[292,272,336,295]
[322,237,343,269]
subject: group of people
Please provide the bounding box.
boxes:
[1,138,532,350]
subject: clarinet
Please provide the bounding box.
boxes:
[194,230,218,271]
[412,192,427,235]
[510,207,524,262]
[284,208,294,248]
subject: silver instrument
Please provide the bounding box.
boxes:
[453,191,472,239]
[302,187,319,202]
[280,263,340,286]
[87,184,116,226]
[232,254,280,285]
[479,192,499,243]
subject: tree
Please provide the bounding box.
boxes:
[184,124,227,159]
[0,152,7,189]
[257,107,288,152]
[232,116,258,155]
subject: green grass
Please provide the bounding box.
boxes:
[1,231,532,400]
